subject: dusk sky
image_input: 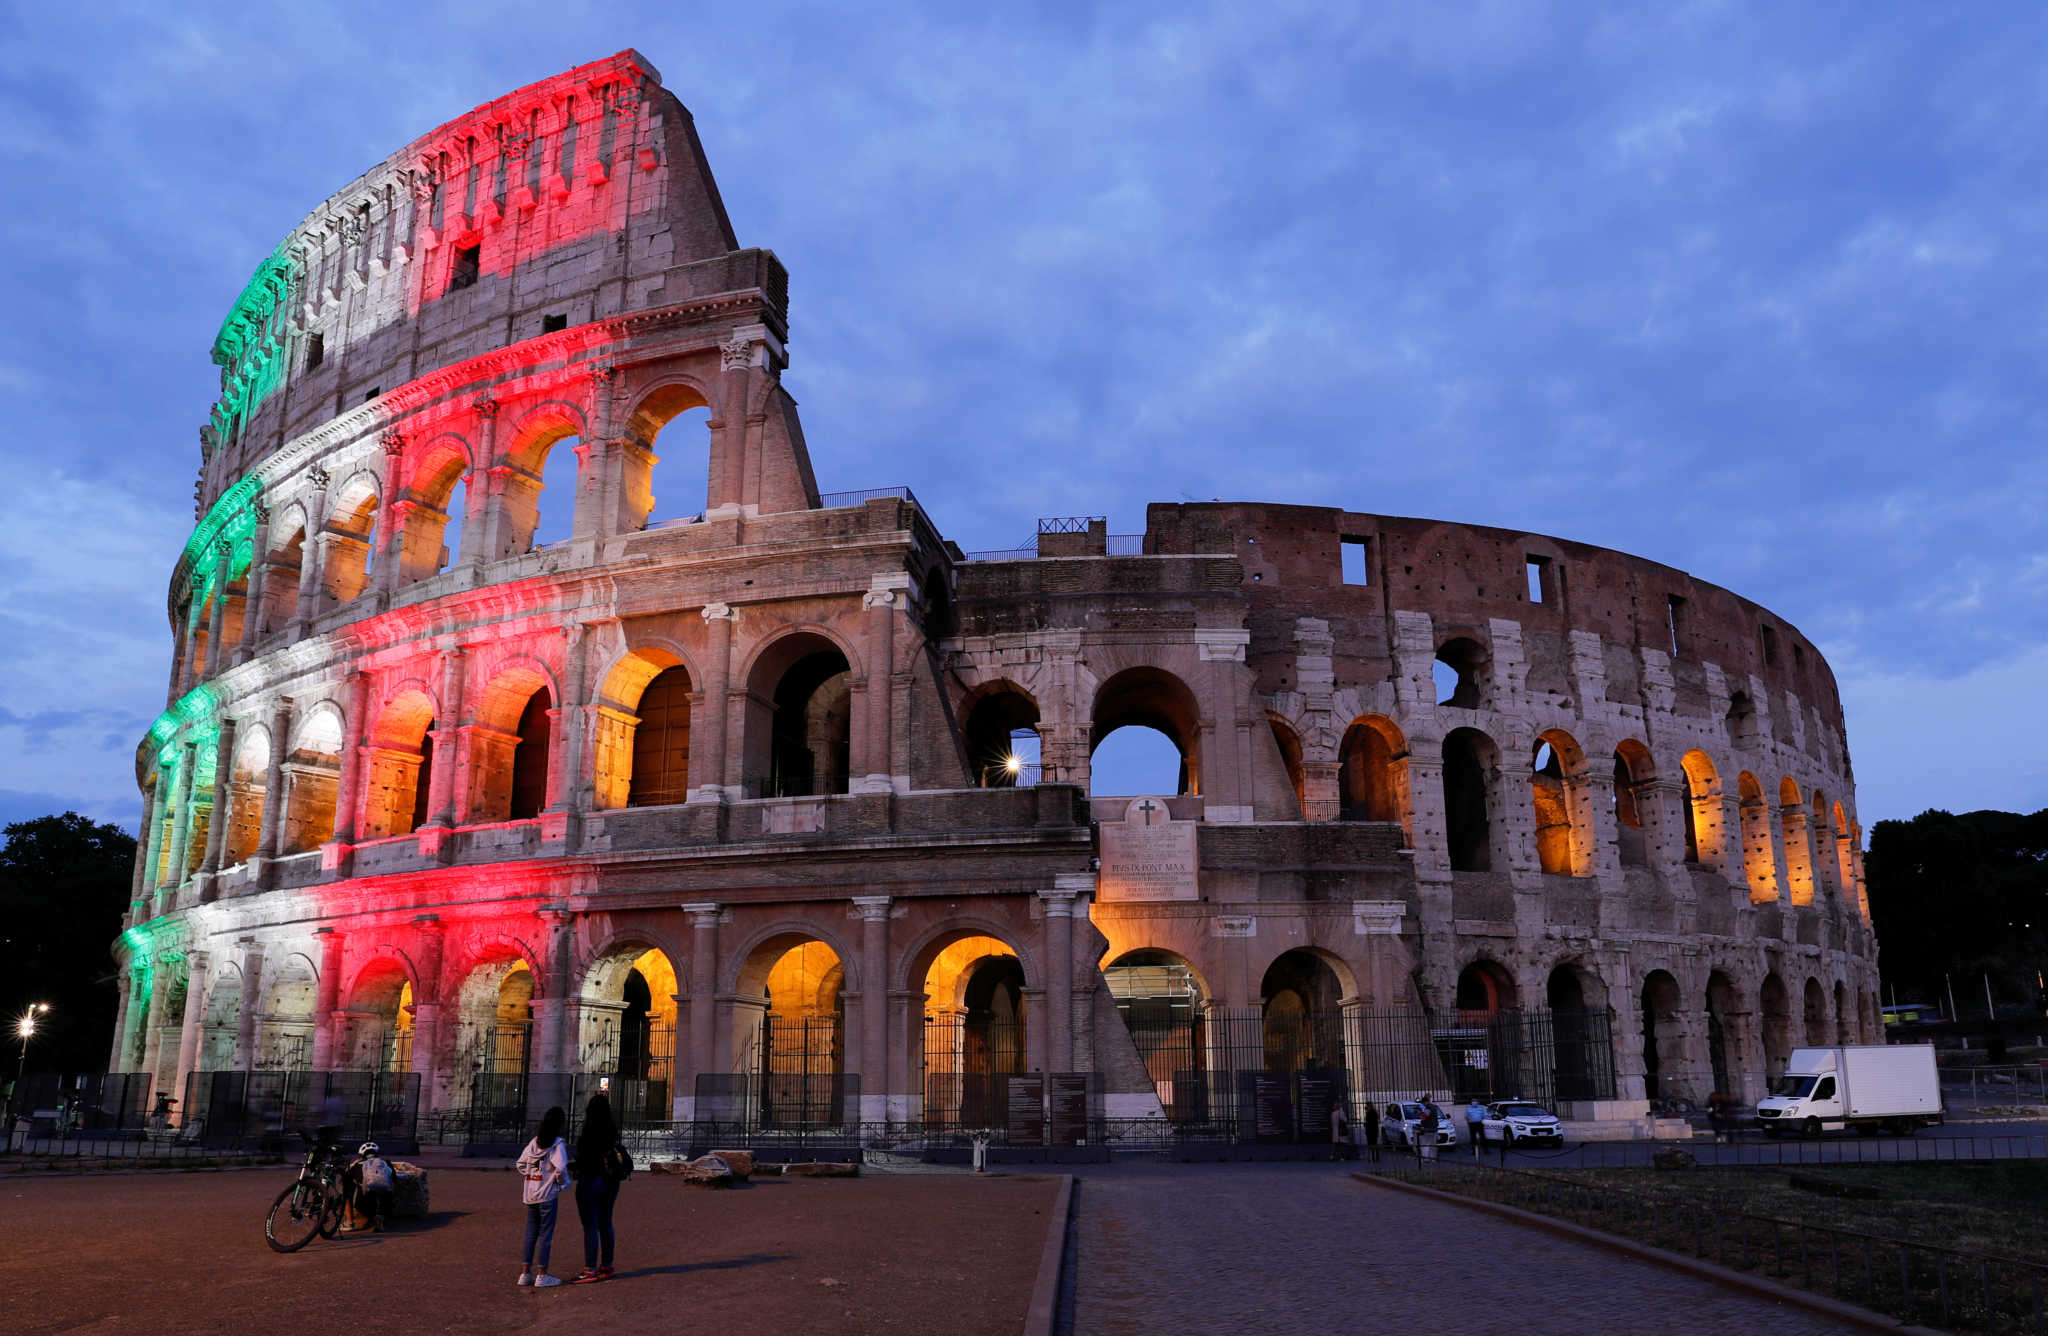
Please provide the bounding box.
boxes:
[2,3,2044,836]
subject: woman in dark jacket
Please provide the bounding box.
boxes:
[570,1093,625,1282]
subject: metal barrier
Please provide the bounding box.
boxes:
[1499,1132,2048,1170]
[1373,1159,2048,1334]
[1943,1065,2048,1106]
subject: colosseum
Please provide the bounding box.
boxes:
[111,50,1880,1151]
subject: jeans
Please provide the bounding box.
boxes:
[522,1198,559,1271]
[576,1176,620,1269]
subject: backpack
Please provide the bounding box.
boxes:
[358,1155,394,1192]
[603,1142,634,1182]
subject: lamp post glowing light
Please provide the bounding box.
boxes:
[13,1004,50,1110]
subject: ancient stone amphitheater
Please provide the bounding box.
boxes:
[113,50,1879,1147]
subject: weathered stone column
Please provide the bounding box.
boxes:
[857,578,905,793]
[139,955,174,1086]
[680,903,719,1118]
[370,431,408,606]
[162,742,199,892]
[541,624,587,846]
[203,549,231,679]
[129,786,159,921]
[1039,887,1077,1072]
[308,929,344,1069]
[233,940,265,1071]
[325,671,371,872]
[887,989,922,1124]
[530,908,576,1073]
[690,604,737,801]
[421,649,466,834]
[176,589,204,698]
[108,967,136,1072]
[409,916,446,1109]
[292,492,324,633]
[198,715,239,878]
[236,507,271,663]
[854,897,891,1123]
[253,699,292,884]
[173,951,210,1121]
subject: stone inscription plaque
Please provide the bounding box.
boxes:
[1098,797,1198,903]
[1006,1074,1045,1148]
[1049,1073,1091,1147]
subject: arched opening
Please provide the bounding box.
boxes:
[361,690,435,839]
[397,447,469,583]
[320,481,379,607]
[1726,691,1759,751]
[1105,949,1206,1121]
[733,938,847,1128]
[452,955,535,1119]
[744,634,852,798]
[1641,970,1685,1103]
[1705,971,1738,1098]
[591,649,694,809]
[341,962,415,1072]
[1531,730,1590,876]
[1455,959,1516,1023]
[526,431,583,550]
[1833,981,1852,1045]
[1337,715,1408,829]
[1779,777,1815,905]
[282,707,344,854]
[1803,976,1828,1047]
[1680,750,1721,867]
[1433,637,1488,709]
[223,726,269,866]
[1737,771,1776,900]
[468,667,554,823]
[580,946,679,1124]
[1441,727,1498,872]
[1833,801,1855,896]
[1268,716,1305,818]
[200,968,240,1070]
[1090,667,1201,797]
[1760,972,1793,1080]
[260,521,306,635]
[1260,949,1345,1076]
[920,935,1025,1128]
[1612,741,1655,868]
[622,384,711,530]
[963,684,1041,788]
[258,955,318,1072]
[1546,964,1613,1103]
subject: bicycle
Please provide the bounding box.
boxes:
[265,1132,348,1253]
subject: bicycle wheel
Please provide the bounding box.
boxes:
[315,1180,346,1238]
[265,1182,324,1253]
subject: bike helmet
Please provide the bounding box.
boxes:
[358,1141,380,1155]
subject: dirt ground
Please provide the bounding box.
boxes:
[0,1165,1060,1335]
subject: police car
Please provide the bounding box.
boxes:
[1477,1100,1564,1146]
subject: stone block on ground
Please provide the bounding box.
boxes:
[391,1164,430,1218]
[707,1149,755,1179]
[667,1154,737,1187]
[782,1161,858,1178]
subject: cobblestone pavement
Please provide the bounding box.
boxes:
[1060,1163,1866,1335]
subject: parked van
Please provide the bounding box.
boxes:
[1755,1044,1942,1137]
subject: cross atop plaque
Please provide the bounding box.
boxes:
[1098,796,1198,902]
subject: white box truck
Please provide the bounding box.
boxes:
[1755,1044,1942,1137]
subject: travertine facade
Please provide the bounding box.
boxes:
[114,52,1879,1135]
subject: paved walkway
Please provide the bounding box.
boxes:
[1059,1164,1866,1335]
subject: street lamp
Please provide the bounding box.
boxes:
[13,1004,51,1114]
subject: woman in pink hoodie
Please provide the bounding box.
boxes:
[515,1106,570,1288]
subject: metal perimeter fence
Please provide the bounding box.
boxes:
[1943,1065,2048,1106]
[1403,1131,2048,1170]
[1373,1159,2048,1334]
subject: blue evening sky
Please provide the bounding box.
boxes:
[1,2,2044,834]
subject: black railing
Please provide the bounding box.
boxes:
[742,773,851,799]
[181,1069,420,1147]
[1374,1159,2048,1334]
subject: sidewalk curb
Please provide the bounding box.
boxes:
[1351,1172,1940,1335]
[1022,1174,1073,1336]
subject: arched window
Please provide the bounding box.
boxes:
[1441,727,1497,872]
[1268,717,1305,818]
[964,685,1040,788]
[1531,730,1589,876]
[282,707,344,854]
[361,690,435,839]
[508,686,553,820]
[1612,742,1655,868]
[1679,750,1722,867]
[261,522,306,634]
[468,667,554,823]
[1737,771,1777,900]
[627,667,693,806]
[743,634,852,798]
[1337,715,1408,830]
[397,448,468,583]
[622,384,712,531]
[1090,667,1201,797]
[321,481,379,606]
[1434,637,1488,709]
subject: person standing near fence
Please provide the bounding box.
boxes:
[1466,1096,1489,1155]
[1329,1099,1352,1161]
[516,1106,570,1288]
[1362,1101,1381,1162]
[1418,1100,1440,1163]
[571,1093,631,1283]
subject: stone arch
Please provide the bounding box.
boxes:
[909,923,1033,1127]
[1679,749,1722,866]
[258,951,319,1071]
[1736,770,1777,900]
[1267,714,1306,817]
[1103,946,1210,1119]
[1434,634,1491,709]
[1726,690,1760,751]
[620,379,714,531]
[1779,777,1816,905]
[340,951,418,1071]
[361,686,438,839]
[1704,970,1741,1096]
[1640,969,1686,1103]
[1338,713,1409,833]
[1090,665,1204,797]
[469,658,560,823]
[963,680,1041,789]
[1831,979,1851,1045]
[500,403,588,555]
[260,503,310,635]
[577,935,680,1111]
[396,435,473,582]
[740,627,859,798]
[1455,957,1518,1019]
[1612,739,1658,868]
[320,472,381,607]
[282,703,345,853]
[1441,726,1500,873]
[1260,948,1352,1075]
[1803,975,1828,1047]
[1546,960,1612,1102]
[593,643,700,809]
[200,962,241,1070]
[897,917,1043,997]
[1531,728,1593,876]
[223,722,270,866]
[1760,971,1793,1079]
[448,940,538,1089]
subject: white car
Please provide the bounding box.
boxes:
[1479,1100,1564,1146]
[1379,1101,1457,1148]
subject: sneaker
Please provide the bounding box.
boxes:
[517,1274,534,1287]
[596,1266,615,1280]
[533,1275,563,1288]
[572,1270,601,1284]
